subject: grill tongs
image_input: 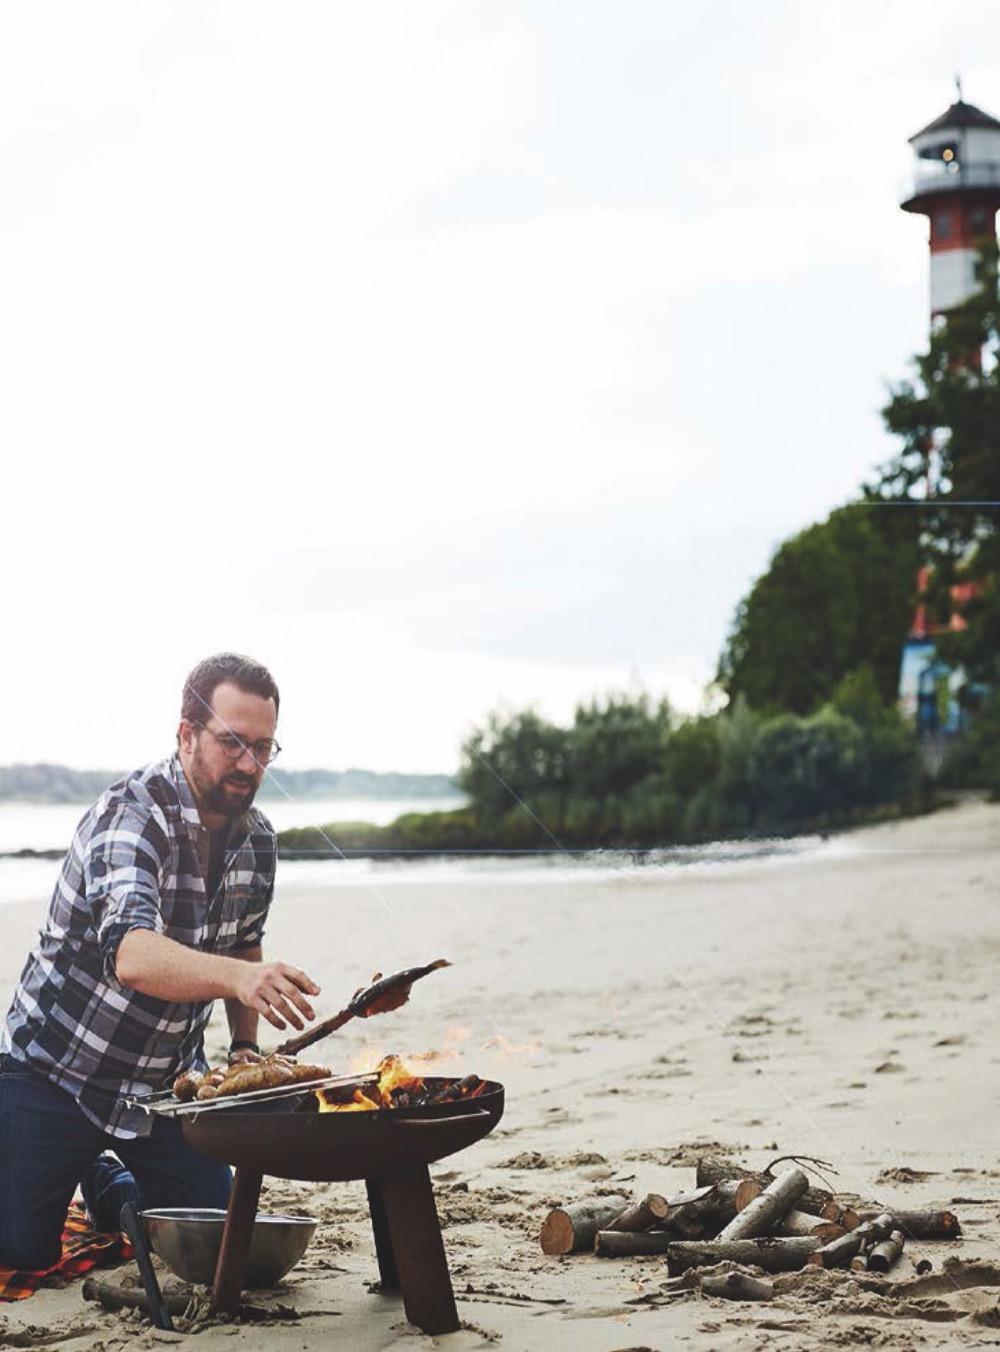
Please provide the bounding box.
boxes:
[124,1070,378,1118]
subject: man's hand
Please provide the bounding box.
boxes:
[230,961,320,1032]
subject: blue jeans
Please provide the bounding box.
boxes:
[0,1056,231,1271]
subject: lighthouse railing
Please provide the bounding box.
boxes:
[900,162,1000,206]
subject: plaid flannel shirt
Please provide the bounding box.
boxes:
[1,755,275,1138]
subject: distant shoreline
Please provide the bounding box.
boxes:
[0,762,459,805]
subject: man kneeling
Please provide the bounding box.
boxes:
[0,653,318,1269]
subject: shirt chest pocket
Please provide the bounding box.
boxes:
[210,884,258,951]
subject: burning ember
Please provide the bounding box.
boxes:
[316,1054,487,1113]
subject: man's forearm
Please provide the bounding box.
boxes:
[115,928,247,1003]
[115,929,320,1033]
[226,944,262,1045]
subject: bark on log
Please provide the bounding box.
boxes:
[716,1168,809,1242]
[867,1230,905,1274]
[665,1237,820,1276]
[82,1278,277,1324]
[540,1194,632,1255]
[859,1209,961,1240]
[657,1180,759,1240]
[807,1212,896,1269]
[695,1157,833,1218]
[594,1229,675,1257]
[82,1279,191,1318]
[700,1271,774,1302]
[777,1209,845,1242]
[605,1194,670,1233]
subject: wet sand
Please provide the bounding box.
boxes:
[1,800,999,1349]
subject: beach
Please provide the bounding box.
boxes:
[1,798,998,1349]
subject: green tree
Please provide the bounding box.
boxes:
[747,708,867,826]
[829,667,918,804]
[458,709,568,823]
[567,693,672,799]
[718,505,918,714]
[873,241,1000,687]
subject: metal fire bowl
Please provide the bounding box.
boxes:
[181,1077,505,1182]
[141,1208,317,1288]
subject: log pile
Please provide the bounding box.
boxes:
[539,1156,963,1295]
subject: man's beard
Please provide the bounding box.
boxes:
[190,751,259,818]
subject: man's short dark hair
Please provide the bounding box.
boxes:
[181,653,280,726]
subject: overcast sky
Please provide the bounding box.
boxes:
[2,2,998,774]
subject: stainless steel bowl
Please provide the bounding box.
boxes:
[141,1208,317,1288]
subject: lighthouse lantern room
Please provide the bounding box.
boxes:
[901,91,1000,316]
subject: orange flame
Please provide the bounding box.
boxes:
[316,1054,423,1113]
[314,1053,487,1113]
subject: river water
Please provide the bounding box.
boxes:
[0,796,465,907]
[0,792,822,909]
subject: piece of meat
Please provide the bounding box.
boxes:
[286,1063,331,1083]
[172,1073,199,1102]
[348,959,452,1019]
[215,1061,296,1098]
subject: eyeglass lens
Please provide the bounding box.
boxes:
[215,733,279,763]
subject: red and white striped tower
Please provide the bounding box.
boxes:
[901,88,1000,318]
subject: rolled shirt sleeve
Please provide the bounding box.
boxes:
[85,807,167,987]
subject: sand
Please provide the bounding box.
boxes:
[1,799,999,1349]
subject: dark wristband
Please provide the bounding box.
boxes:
[229,1039,260,1055]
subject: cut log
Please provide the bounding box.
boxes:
[657,1180,759,1240]
[736,1178,763,1211]
[540,1194,632,1255]
[859,1209,961,1240]
[82,1279,191,1318]
[665,1237,819,1275]
[821,1201,860,1230]
[594,1229,675,1257]
[807,1212,896,1269]
[777,1209,845,1242]
[82,1278,275,1323]
[867,1230,905,1274]
[605,1194,670,1233]
[700,1271,774,1302]
[695,1157,833,1218]
[716,1168,809,1242]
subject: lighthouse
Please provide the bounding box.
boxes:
[900,90,1000,317]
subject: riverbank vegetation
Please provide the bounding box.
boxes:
[278,675,923,855]
[280,251,999,858]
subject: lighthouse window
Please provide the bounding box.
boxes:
[970,210,988,235]
[935,212,952,239]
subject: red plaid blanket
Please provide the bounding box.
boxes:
[0,1203,132,1301]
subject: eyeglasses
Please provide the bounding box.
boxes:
[196,725,282,766]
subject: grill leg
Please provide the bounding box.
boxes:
[378,1165,459,1335]
[366,1179,399,1290]
[211,1166,262,1315]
